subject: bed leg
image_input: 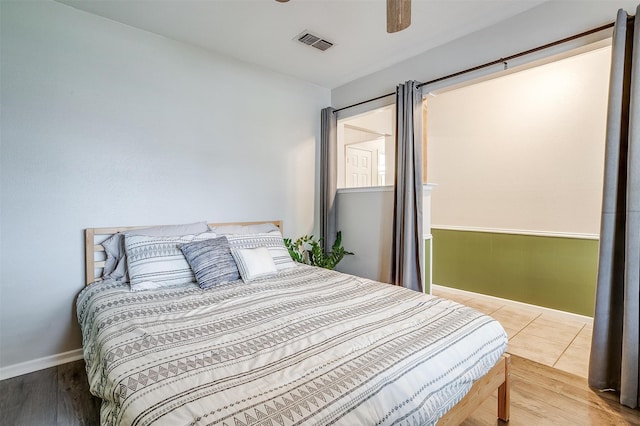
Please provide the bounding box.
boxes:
[498,354,511,422]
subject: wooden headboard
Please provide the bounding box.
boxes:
[84,220,283,286]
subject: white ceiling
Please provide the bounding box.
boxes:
[56,0,548,89]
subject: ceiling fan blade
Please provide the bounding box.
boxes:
[387,0,411,33]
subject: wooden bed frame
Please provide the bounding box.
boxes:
[83,220,510,425]
[438,353,510,424]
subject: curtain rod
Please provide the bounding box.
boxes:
[334,21,614,113]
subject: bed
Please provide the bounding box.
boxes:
[79,220,510,426]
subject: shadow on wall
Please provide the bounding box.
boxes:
[334,188,394,283]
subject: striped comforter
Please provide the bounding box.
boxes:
[77,265,507,426]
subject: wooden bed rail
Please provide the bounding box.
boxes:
[437,353,511,424]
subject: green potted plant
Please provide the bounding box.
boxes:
[284,231,353,270]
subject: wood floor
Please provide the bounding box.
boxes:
[1,356,638,425]
[462,355,640,426]
[0,360,100,426]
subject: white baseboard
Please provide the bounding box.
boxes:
[0,348,84,381]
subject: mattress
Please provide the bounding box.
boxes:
[77,265,507,426]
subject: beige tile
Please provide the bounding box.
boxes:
[432,289,473,304]
[535,313,586,328]
[429,285,596,374]
[538,311,592,328]
[490,305,540,335]
[437,293,475,305]
[520,315,582,346]
[571,326,593,349]
[500,300,544,315]
[461,298,504,315]
[502,326,522,340]
[507,333,566,366]
[453,294,477,303]
[431,287,454,296]
[554,343,591,378]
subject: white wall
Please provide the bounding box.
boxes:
[334,189,394,282]
[335,187,433,285]
[428,46,610,235]
[0,1,329,372]
[329,0,634,281]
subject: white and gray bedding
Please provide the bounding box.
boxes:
[77,265,507,426]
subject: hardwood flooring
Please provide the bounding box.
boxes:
[0,360,100,426]
[1,356,638,425]
[462,355,640,426]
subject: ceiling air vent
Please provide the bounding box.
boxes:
[296,31,334,52]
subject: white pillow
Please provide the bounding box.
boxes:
[231,247,278,282]
[225,232,296,271]
[125,232,217,291]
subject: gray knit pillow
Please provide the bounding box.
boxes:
[179,237,240,289]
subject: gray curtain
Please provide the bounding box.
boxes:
[320,107,338,251]
[391,81,424,292]
[589,7,640,409]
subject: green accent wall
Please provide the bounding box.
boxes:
[432,229,598,316]
[424,237,431,294]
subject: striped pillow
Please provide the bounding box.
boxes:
[125,232,217,291]
[226,232,296,271]
[101,221,210,281]
[179,237,240,289]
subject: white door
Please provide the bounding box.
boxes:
[345,147,373,188]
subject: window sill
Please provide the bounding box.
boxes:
[337,186,393,194]
[337,183,437,195]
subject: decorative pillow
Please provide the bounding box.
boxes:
[231,246,278,282]
[225,232,296,271]
[125,232,217,291]
[208,223,280,235]
[179,237,240,289]
[101,221,210,281]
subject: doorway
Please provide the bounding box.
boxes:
[425,42,611,316]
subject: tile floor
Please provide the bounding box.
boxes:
[431,285,593,378]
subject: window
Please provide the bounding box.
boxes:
[337,104,396,189]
